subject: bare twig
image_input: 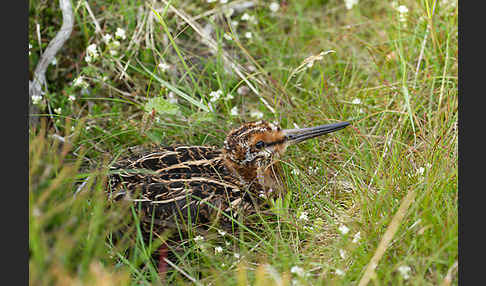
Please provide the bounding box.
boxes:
[29,0,74,127]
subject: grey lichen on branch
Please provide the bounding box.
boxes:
[29,0,74,128]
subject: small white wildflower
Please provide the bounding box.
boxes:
[335,268,345,276]
[352,231,361,243]
[230,106,239,116]
[223,33,233,41]
[217,229,227,237]
[86,44,98,57]
[112,40,121,48]
[115,27,126,40]
[207,0,216,2]
[417,167,425,175]
[344,0,359,10]
[298,211,309,222]
[167,91,178,104]
[54,107,62,114]
[215,246,223,254]
[244,32,252,39]
[73,77,88,88]
[220,0,228,3]
[425,163,432,169]
[231,20,239,27]
[102,33,112,43]
[352,98,361,104]
[290,266,306,277]
[68,95,76,102]
[225,93,234,100]
[269,2,280,12]
[291,168,300,176]
[110,50,118,56]
[85,54,92,63]
[209,89,223,102]
[234,253,240,259]
[29,44,32,56]
[158,62,171,72]
[396,5,409,22]
[241,13,251,21]
[194,235,204,242]
[397,265,411,280]
[237,85,249,96]
[31,95,42,105]
[338,224,350,235]
[250,110,263,119]
[339,249,347,259]
[50,57,57,65]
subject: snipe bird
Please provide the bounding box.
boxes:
[107,120,349,275]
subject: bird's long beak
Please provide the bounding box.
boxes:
[283,121,350,145]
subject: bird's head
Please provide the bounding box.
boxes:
[222,120,350,183]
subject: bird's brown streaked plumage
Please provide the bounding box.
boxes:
[108,120,350,233]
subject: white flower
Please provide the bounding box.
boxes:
[110,50,118,56]
[158,62,170,72]
[115,27,126,40]
[339,249,347,259]
[344,0,359,10]
[397,265,411,280]
[86,44,98,57]
[207,0,216,2]
[68,95,76,102]
[54,107,62,114]
[50,57,57,65]
[335,269,345,276]
[291,168,300,176]
[217,229,227,237]
[352,98,361,104]
[73,77,88,88]
[167,92,178,104]
[209,90,223,102]
[231,20,239,27]
[290,266,306,277]
[31,95,42,105]
[269,2,279,12]
[230,106,239,116]
[103,33,112,43]
[241,13,256,23]
[194,235,204,242]
[112,40,121,48]
[234,253,240,259]
[250,110,263,119]
[215,246,223,254]
[237,85,249,96]
[244,32,252,39]
[223,33,232,41]
[29,44,32,56]
[298,211,309,222]
[338,224,350,235]
[352,231,361,243]
[220,0,228,3]
[85,55,92,63]
[225,93,234,100]
[396,5,409,22]
[417,167,425,175]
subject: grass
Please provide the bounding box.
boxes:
[29,0,457,285]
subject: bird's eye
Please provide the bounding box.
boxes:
[255,141,265,149]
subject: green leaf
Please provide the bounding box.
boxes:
[144,96,180,115]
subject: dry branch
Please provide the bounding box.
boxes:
[29,0,74,127]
